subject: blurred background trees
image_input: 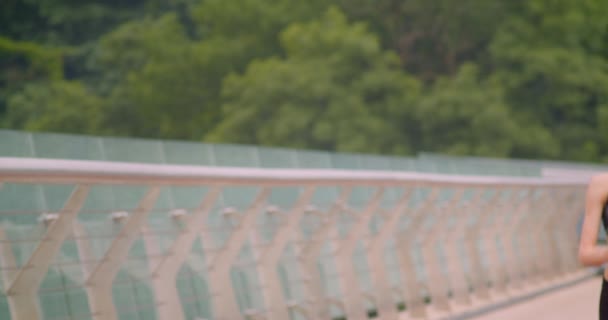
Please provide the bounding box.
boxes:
[2,0,608,161]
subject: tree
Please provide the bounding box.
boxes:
[490,0,608,161]
[5,80,104,134]
[0,0,163,45]
[208,7,421,154]
[411,63,558,158]
[335,0,521,81]
[89,0,333,139]
[0,37,63,123]
[0,0,192,129]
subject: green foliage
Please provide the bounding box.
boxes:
[0,0,153,44]
[209,7,420,154]
[2,0,608,163]
[85,0,332,139]
[0,36,64,122]
[412,63,558,157]
[415,64,511,156]
[5,80,104,134]
[335,0,520,80]
[490,0,608,160]
[0,37,63,81]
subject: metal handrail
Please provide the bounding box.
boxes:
[0,157,590,187]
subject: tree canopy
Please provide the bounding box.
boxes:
[2,0,608,162]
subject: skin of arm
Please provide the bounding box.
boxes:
[578,174,608,266]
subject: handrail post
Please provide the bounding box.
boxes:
[298,188,352,320]
[443,188,484,307]
[367,187,412,320]
[86,187,160,320]
[334,188,385,320]
[481,189,515,296]
[419,188,465,314]
[7,185,89,320]
[206,188,271,320]
[152,187,221,320]
[255,186,316,320]
[395,188,439,318]
[465,190,502,301]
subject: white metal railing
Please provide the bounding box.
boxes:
[0,157,590,320]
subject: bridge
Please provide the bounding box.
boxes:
[0,130,604,320]
[473,275,602,320]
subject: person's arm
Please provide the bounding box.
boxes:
[578,174,608,266]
